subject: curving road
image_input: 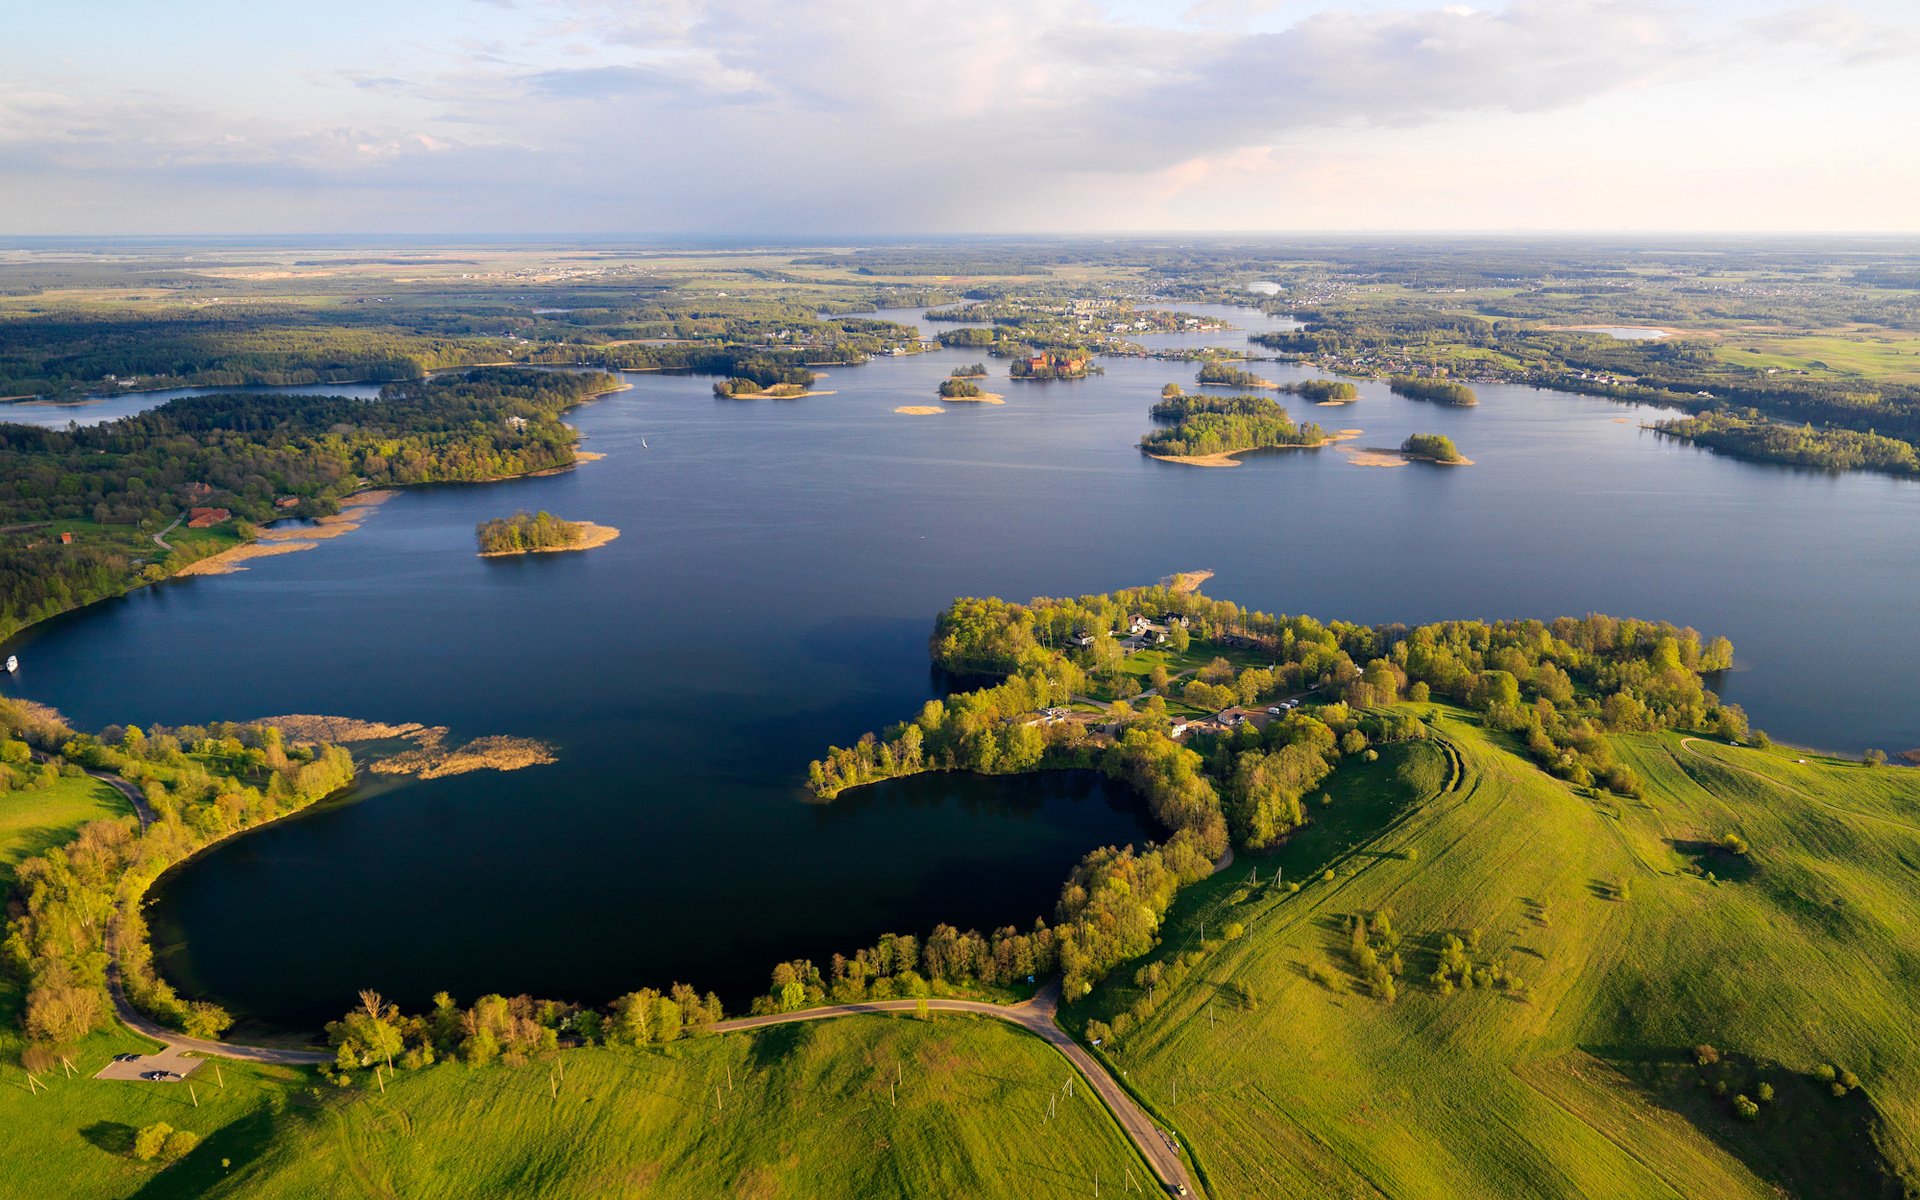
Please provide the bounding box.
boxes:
[712,981,1195,1196]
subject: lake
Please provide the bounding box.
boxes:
[4,302,1916,1032]
[0,381,385,428]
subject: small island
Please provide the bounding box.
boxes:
[1282,379,1359,404]
[713,374,832,400]
[937,377,1004,403]
[1196,361,1275,389]
[1400,433,1472,465]
[951,363,989,379]
[1389,376,1478,406]
[476,510,621,556]
[1142,393,1332,466]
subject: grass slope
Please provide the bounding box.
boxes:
[209,1015,1148,1200]
[1084,713,1920,1199]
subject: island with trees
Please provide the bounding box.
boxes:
[937,377,1003,402]
[1196,361,1275,389]
[951,363,988,379]
[476,510,620,556]
[1142,392,1331,465]
[1399,433,1470,464]
[1389,376,1479,406]
[1282,379,1359,404]
[711,374,828,399]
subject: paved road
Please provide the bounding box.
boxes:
[711,981,1195,1196]
[104,920,333,1066]
[152,513,182,553]
[84,766,155,830]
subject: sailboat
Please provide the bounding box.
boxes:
[642,437,650,449]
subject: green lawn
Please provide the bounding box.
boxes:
[0,774,128,884]
[1084,715,1920,1198]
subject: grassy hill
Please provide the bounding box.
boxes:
[206,1015,1146,1200]
[1074,713,1920,1198]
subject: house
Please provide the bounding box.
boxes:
[1161,613,1189,628]
[187,507,232,528]
[1169,718,1191,739]
[275,496,300,510]
[59,531,73,545]
[1070,631,1096,649]
[1218,707,1248,727]
[1127,614,1151,635]
[180,482,214,504]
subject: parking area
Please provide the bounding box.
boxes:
[93,1046,206,1083]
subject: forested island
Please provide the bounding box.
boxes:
[1389,376,1479,406]
[938,378,984,398]
[1282,379,1358,403]
[1653,410,1920,476]
[1196,362,1274,389]
[712,375,821,399]
[476,510,619,556]
[1141,391,1329,464]
[0,368,620,642]
[951,363,988,379]
[1400,433,1469,464]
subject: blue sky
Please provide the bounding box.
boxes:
[4,0,1917,234]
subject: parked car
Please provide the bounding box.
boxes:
[111,1053,142,1063]
[139,1070,181,1082]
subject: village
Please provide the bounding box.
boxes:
[1024,610,1311,744]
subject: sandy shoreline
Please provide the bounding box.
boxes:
[942,392,1005,404]
[1339,445,1475,468]
[895,405,943,415]
[718,389,838,400]
[478,521,620,557]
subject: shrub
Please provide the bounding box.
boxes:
[1757,1081,1774,1103]
[1694,1044,1721,1067]
[1734,1095,1760,1120]
[1864,748,1886,767]
[160,1129,201,1162]
[133,1123,173,1162]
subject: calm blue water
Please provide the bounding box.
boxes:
[4,302,1916,1030]
[0,381,385,428]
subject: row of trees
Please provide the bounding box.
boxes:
[1281,379,1357,402]
[1196,362,1269,388]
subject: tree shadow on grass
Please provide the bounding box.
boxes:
[80,1120,136,1156]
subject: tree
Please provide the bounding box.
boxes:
[1864,748,1887,767]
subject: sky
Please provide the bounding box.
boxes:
[3,0,1917,235]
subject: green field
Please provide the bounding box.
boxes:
[1715,332,1920,385]
[1081,714,1920,1198]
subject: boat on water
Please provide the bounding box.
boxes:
[4,655,16,673]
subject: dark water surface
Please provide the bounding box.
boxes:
[5,303,1917,1030]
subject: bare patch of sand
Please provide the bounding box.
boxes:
[575,451,606,462]
[478,521,620,557]
[1167,569,1214,595]
[895,405,944,415]
[173,540,320,575]
[942,392,1005,404]
[258,714,559,779]
[1341,449,1408,468]
[1315,398,1358,407]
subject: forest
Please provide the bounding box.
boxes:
[0,368,617,642]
